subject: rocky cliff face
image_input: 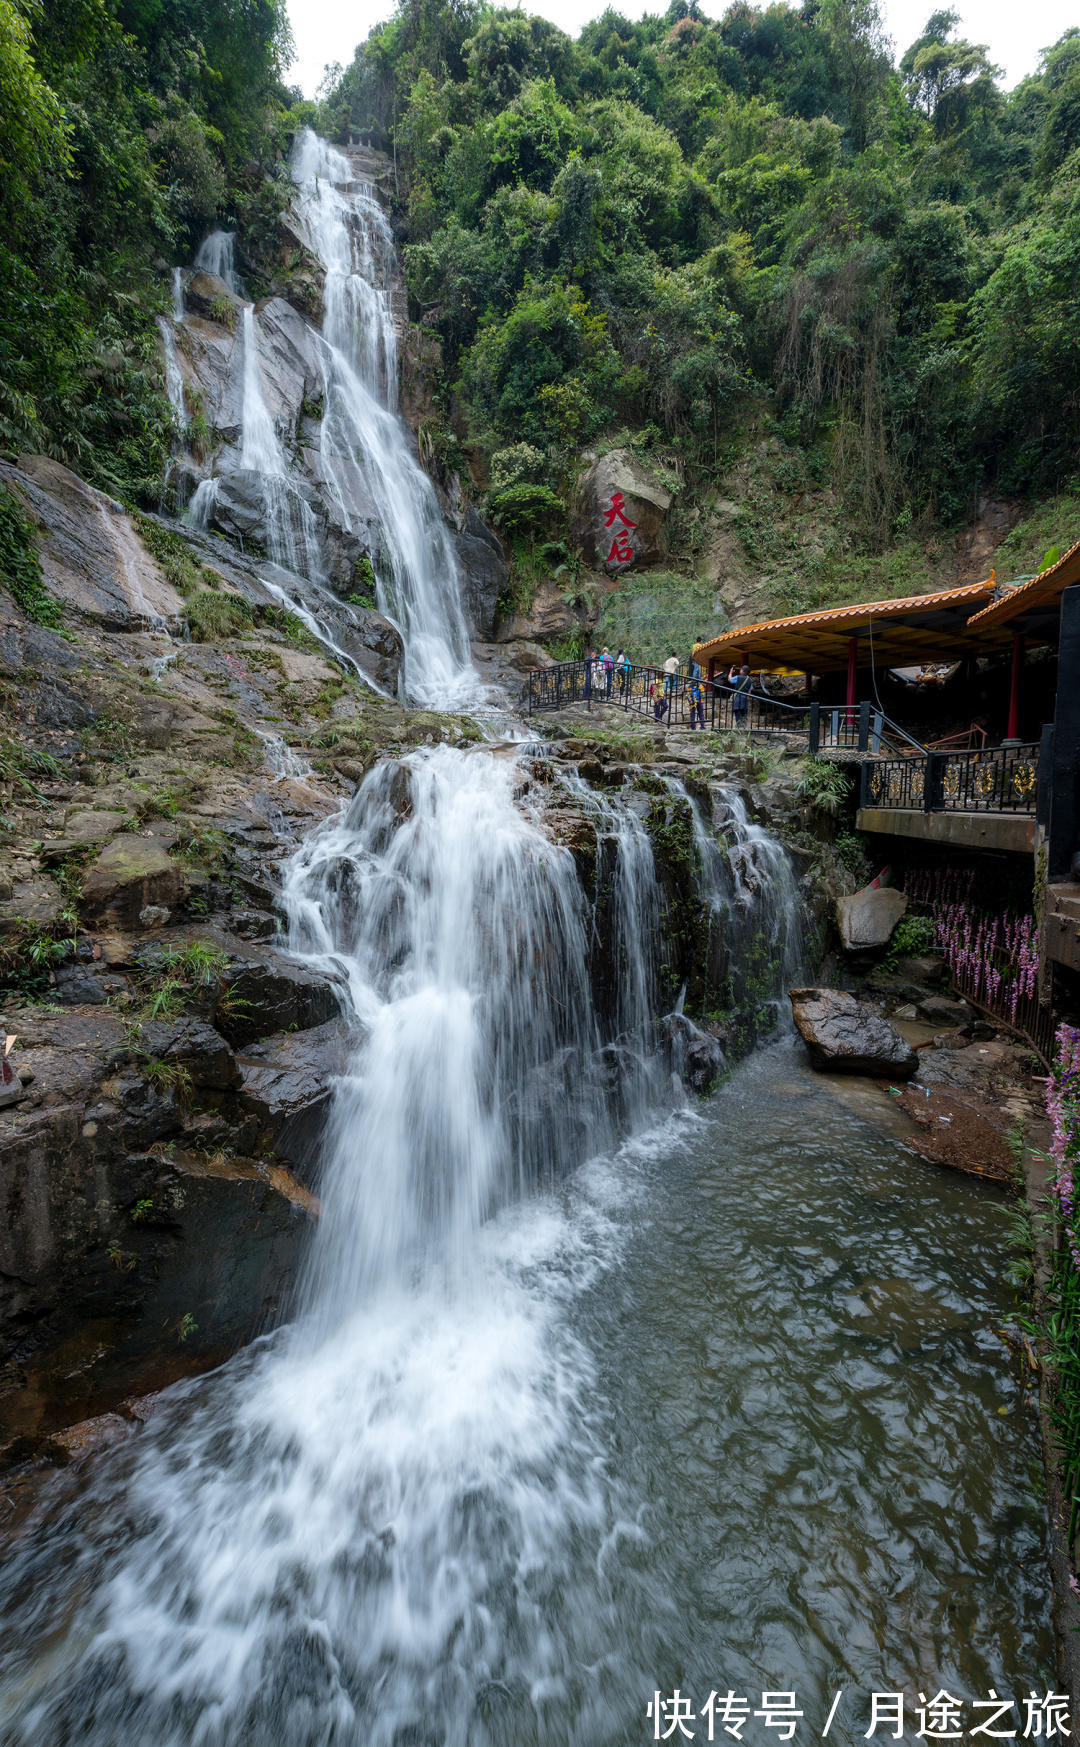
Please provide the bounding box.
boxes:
[0,451,492,1456]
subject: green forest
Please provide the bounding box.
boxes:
[3,0,1080,614]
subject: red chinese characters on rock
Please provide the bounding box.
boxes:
[604,492,636,565]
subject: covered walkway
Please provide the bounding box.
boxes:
[692,579,1001,707]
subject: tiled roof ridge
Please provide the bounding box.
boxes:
[694,576,995,654]
[966,534,1080,628]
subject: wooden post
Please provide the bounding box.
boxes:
[1006,632,1024,740]
[809,702,820,755]
[846,636,858,711]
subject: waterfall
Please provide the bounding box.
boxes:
[194,228,242,295]
[0,133,815,1747]
[237,303,328,584]
[0,737,807,1743]
[290,130,479,710]
[157,315,187,434]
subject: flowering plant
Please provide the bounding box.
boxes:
[903,866,1039,1027]
[1048,1025,1080,1270]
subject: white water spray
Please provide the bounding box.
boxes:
[194,228,243,295]
[290,131,480,710]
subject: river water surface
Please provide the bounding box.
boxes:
[0,1041,1052,1746]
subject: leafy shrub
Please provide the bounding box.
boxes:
[797,757,851,815]
[883,913,936,966]
[488,482,565,538]
[0,486,62,627]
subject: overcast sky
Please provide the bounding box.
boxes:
[286,0,1077,99]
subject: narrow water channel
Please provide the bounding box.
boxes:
[0,1041,1052,1746]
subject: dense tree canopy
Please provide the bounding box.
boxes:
[0,0,1077,539]
[0,0,292,496]
[322,0,1080,542]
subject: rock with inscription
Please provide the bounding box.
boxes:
[572,449,672,571]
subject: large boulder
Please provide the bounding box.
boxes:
[335,604,403,695]
[183,270,243,323]
[789,987,919,1078]
[455,508,508,640]
[81,835,188,929]
[253,297,325,435]
[835,885,908,952]
[495,576,590,644]
[573,449,672,571]
[175,315,243,443]
[212,950,347,1048]
[4,457,184,630]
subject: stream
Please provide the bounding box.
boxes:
[0,1043,1052,1744]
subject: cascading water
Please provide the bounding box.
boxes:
[194,228,243,295]
[157,316,187,435]
[235,302,327,585]
[290,131,479,710]
[0,743,1052,1738]
[0,746,677,1745]
[4,124,1048,1747]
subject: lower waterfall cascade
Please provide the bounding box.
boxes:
[0,736,814,1746]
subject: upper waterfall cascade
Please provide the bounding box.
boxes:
[168,130,483,710]
[290,132,478,709]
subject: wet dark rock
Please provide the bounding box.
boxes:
[662,1012,726,1094]
[212,951,347,1048]
[789,987,918,1078]
[454,508,508,640]
[129,1017,240,1091]
[918,993,972,1028]
[54,966,109,1006]
[236,1019,352,1182]
[81,835,188,929]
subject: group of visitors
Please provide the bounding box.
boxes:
[581,642,768,732]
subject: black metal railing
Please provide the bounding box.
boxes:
[525,660,813,735]
[525,661,928,757]
[860,742,1041,815]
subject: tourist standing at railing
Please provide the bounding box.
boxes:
[616,648,630,698]
[584,647,595,702]
[688,673,705,730]
[651,674,667,721]
[601,647,615,697]
[663,651,679,700]
[730,662,752,723]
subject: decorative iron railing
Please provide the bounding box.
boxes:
[860,742,1041,816]
[524,660,812,734]
[525,661,925,757]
